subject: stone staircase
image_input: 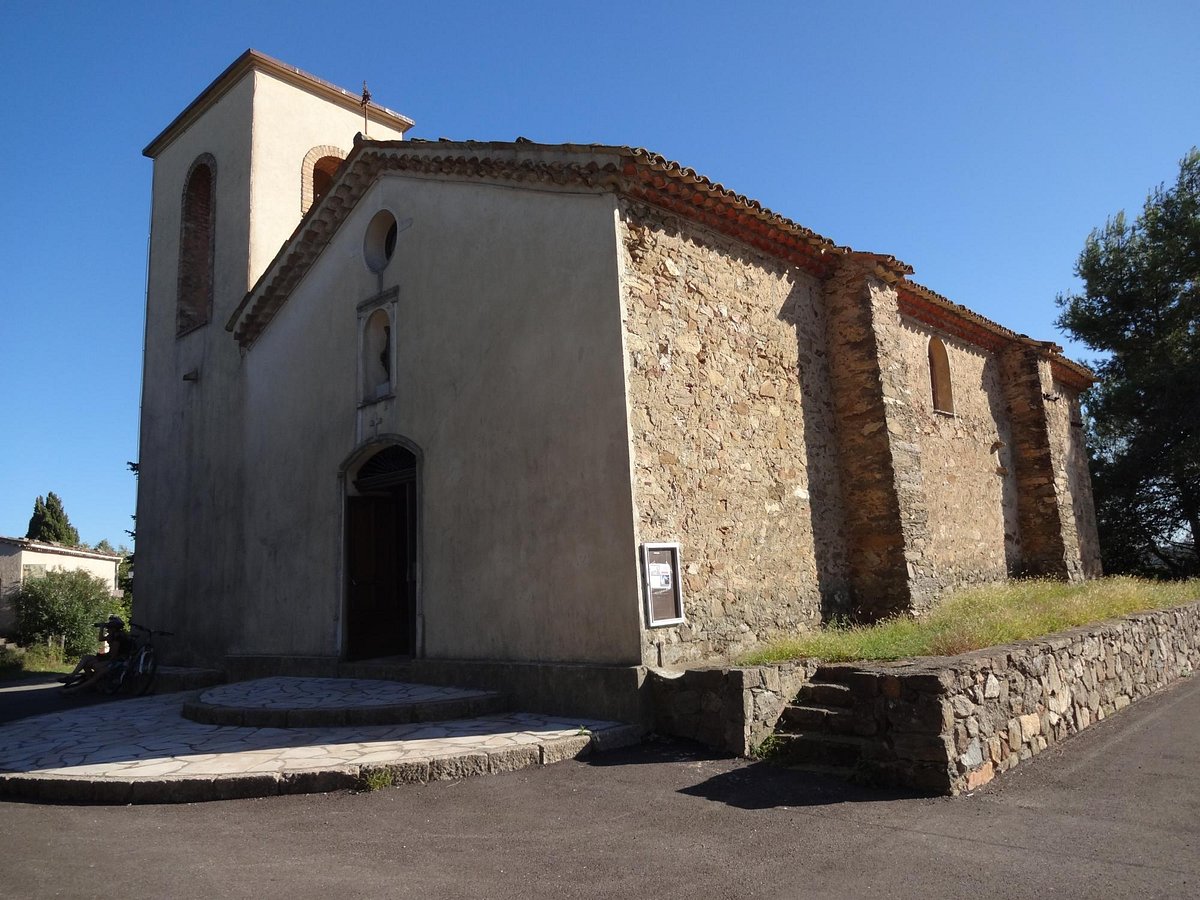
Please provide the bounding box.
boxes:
[769,668,873,777]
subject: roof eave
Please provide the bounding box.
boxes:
[143,49,414,159]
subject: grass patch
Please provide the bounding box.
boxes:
[358,767,396,792]
[0,643,74,682]
[740,577,1200,665]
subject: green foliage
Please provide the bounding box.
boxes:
[117,553,134,605]
[1056,149,1200,576]
[12,569,127,657]
[0,644,72,680]
[358,767,395,792]
[740,577,1199,665]
[25,492,81,547]
[750,733,784,760]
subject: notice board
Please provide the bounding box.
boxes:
[641,542,684,626]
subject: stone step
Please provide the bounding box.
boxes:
[180,676,509,728]
[779,704,860,735]
[796,681,854,708]
[337,659,416,681]
[0,692,645,805]
[154,666,226,694]
[769,733,865,768]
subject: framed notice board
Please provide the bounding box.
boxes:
[641,542,684,626]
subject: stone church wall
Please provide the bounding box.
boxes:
[896,320,1016,588]
[617,201,850,667]
[1049,380,1103,578]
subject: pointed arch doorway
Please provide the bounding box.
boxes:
[344,443,419,660]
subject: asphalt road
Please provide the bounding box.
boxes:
[0,673,123,724]
[1,675,1197,899]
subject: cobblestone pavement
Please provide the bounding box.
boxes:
[0,679,638,801]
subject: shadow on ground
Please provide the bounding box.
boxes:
[586,737,931,808]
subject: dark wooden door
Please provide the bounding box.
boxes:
[346,487,415,660]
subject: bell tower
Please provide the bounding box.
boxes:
[135,51,413,662]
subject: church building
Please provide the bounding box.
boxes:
[135,51,1100,708]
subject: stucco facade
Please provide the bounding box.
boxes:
[0,538,121,635]
[135,51,1101,684]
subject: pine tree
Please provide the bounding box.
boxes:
[1057,148,1200,576]
[25,492,82,546]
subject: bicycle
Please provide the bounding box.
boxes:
[100,623,173,696]
[61,622,173,697]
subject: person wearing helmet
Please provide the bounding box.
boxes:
[60,616,135,692]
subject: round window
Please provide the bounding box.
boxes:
[364,209,398,273]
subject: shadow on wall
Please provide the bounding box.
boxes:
[778,283,852,624]
[982,357,1023,576]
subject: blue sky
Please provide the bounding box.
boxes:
[1,1,1197,548]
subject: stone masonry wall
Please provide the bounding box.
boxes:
[896,319,1016,587]
[998,346,1070,576]
[821,261,937,619]
[647,660,817,756]
[618,200,850,667]
[815,600,1200,794]
[1048,380,1103,578]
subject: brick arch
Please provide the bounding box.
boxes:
[301,145,347,214]
[177,153,216,335]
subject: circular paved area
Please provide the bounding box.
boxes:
[0,684,640,804]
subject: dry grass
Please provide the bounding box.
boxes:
[0,643,73,681]
[739,577,1200,665]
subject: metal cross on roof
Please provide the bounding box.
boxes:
[360,81,372,136]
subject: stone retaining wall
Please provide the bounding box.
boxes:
[651,601,1200,793]
[648,661,816,756]
[839,601,1200,793]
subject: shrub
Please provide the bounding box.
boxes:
[13,570,128,657]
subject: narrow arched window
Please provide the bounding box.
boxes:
[301,145,346,214]
[177,155,216,335]
[929,336,954,414]
[363,308,392,401]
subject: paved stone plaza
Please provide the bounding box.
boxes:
[0,678,640,803]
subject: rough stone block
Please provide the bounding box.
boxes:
[964,761,995,791]
[129,777,218,804]
[429,753,489,781]
[487,746,541,774]
[590,725,645,752]
[891,733,954,763]
[280,767,359,795]
[386,760,431,785]
[541,734,593,764]
[1019,713,1041,741]
[209,773,281,801]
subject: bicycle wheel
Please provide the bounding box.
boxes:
[127,647,158,697]
[98,663,126,695]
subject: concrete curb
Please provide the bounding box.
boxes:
[0,724,644,805]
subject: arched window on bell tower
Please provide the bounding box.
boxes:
[301,145,347,214]
[177,154,216,336]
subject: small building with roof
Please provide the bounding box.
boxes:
[0,538,122,635]
[134,50,1100,713]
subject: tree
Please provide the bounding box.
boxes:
[1057,148,1200,576]
[13,569,127,657]
[25,492,81,547]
